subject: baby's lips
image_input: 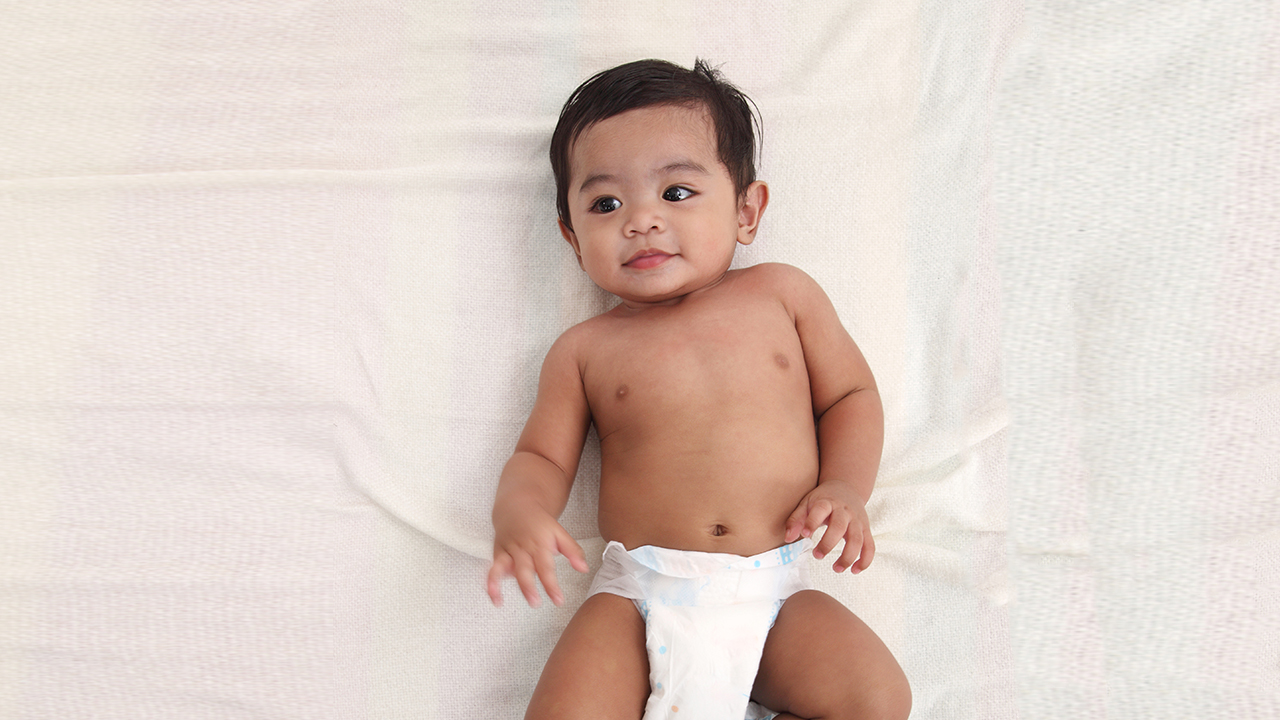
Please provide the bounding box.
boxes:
[623,249,674,269]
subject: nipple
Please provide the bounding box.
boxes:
[774,353,790,369]
[616,384,629,400]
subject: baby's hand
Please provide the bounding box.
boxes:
[487,511,588,608]
[784,482,875,574]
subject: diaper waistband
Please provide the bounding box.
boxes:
[589,538,813,607]
[622,539,812,578]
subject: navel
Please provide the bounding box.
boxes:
[774,353,790,369]
[710,524,729,537]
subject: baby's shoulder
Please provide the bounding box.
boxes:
[547,312,615,358]
[553,314,597,345]
[736,262,827,305]
[739,261,812,287]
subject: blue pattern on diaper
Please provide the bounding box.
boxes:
[777,542,798,565]
[632,546,660,567]
[768,599,785,627]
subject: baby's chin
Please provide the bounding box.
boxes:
[591,259,737,308]
[609,288,689,309]
[609,278,731,309]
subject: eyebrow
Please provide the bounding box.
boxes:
[576,160,711,194]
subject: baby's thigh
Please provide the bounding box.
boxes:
[752,590,911,720]
[525,593,649,720]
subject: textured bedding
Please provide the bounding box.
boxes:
[2,1,1276,717]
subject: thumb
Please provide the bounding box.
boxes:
[557,529,589,573]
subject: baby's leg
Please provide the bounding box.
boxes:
[525,593,649,720]
[751,590,911,720]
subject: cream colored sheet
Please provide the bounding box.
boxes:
[1,1,1275,718]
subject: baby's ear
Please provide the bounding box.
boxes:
[736,181,769,246]
[559,218,584,269]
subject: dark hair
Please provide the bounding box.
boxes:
[550,58,760,229]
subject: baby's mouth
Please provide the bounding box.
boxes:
[624,250,673,269]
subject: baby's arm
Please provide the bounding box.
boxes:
[487,332,592,607]
[773,265,885,573]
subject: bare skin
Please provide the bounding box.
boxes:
[489,104,910,719]
[525,591,909,720]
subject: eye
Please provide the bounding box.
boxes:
[662,186,694,202]
[591,197,621,214]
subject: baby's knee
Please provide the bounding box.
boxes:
[860,666,911,717]
[870,670,912,720]
[823,659,910,720]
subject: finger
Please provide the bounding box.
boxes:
[834,524,863,573]
[784,499,812,543]
[804,499,832,539]
[557,531,590,574]
[487,553,513,606]
[511,550,543,608]
[852,531,876,574]
[532,547,565,607]
[814,511,848,561]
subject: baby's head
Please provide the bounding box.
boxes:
[550,58,759,231]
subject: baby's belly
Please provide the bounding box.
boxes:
[596,436,820,557]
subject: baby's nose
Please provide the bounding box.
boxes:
[624,204,665,235]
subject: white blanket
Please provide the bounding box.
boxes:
[2,1,1276,718]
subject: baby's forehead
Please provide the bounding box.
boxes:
[568,104,718,166]
[585,101,711,136]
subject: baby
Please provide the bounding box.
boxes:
[487,59,910,720]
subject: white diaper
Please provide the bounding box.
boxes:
[588,539,812,720]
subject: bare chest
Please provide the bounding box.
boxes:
[581,299,810,432]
